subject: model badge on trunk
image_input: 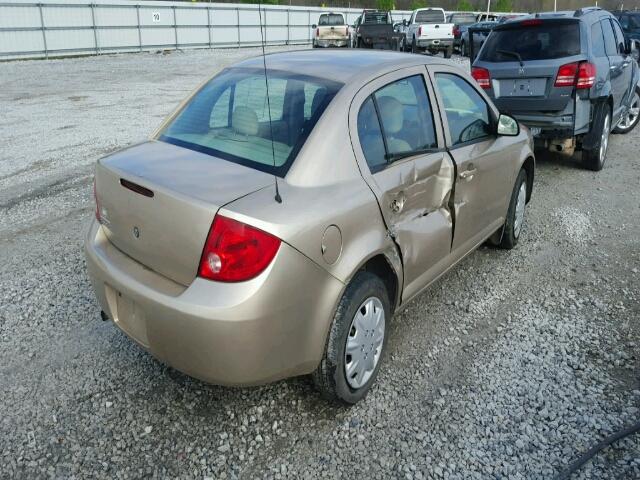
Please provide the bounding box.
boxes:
[133,226,140,238]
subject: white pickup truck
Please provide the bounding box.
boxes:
[402,8,454,57]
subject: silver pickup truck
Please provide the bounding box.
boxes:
[312,13,350,48]
[402,8,454,57]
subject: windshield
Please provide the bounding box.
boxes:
[415,10,445,23]
[363,11,390,24]
[450,13,476,25]
[319,14,344,26]
[160,68,342,177]
[479,22,581,62]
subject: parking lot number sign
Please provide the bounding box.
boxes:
[152,12,160,22]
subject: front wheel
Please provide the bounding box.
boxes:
[492,169,528,249]
[613,87,640,134]
[312,271,390,404]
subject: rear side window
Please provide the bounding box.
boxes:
[318,14,344,26]
[591,21,606,57]
[357,75,437,171]
[160,68,342,177]
[415,10,445,23]
[435,73,491,146]
[479,22,580,61]
[602,19,618,56]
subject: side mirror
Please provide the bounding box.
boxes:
[311,24,317,29]
[497,114,519,136]
[403,19,408,26]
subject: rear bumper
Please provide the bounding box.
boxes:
[84,221,344,386]
[417,38,453,49]
[315,38,349,47]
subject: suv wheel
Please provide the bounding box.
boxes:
[312,271,390,404]
[613,87,640,134]
[582,103,611,172]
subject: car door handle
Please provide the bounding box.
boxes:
[390,195,405,213]
[459,168,477,181]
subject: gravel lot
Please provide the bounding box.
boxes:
[1,47,639,479]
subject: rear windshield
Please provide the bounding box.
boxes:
[363,11,390,24]
[480,22,581,61]
[159,68,342,177]
[449,13,476,25]
[415,10,445,23]
[319,14,344,26]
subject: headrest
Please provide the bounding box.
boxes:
[232,106,259,136]
[376,96,404,134]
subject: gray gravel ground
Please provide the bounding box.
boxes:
[1,48,639,479]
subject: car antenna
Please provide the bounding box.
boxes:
[257,1,282,204]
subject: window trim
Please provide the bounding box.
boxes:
[357,73,441,173]
[429,69,497,150]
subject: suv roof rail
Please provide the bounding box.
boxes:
[574,6,601,17]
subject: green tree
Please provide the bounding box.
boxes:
[410,0,428,9]
[495,0,512,12]
[376,0,395,11]
[456,0,474,11]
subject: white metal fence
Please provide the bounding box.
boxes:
[0,0,416,60]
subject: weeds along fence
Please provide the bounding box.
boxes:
[0,0,418,60]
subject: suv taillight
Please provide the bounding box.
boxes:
[472,66,491,89]
[576,62,596,89]
[198,215,281,282]
[554,61,596,89]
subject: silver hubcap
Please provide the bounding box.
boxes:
[600,112,610,164]
[618,92,640,130]
[344,297,385,389]
[513,181,526,239]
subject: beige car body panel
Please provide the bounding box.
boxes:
[85,50,534,386]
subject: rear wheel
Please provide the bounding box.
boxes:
[582,103,611,171]
[613,87,640,134]
[312,271,390,404]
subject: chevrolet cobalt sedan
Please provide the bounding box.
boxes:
[85,50,535,404]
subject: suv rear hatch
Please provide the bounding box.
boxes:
[94,141,273,286]
[474,18,584,113]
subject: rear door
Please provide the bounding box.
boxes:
[610,17,634,121]
[475,19,583,113]
[428,64,516,255]
[602,17,627,119]
[349,67,456,302]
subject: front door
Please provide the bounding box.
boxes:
[602,18,631,121]
[349,67,455,302]
[428,65,515,255]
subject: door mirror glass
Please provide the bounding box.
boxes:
[311,24,317,29]
[497,114,519,136]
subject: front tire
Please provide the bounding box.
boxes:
[312,271,390,405]
[493,169,528,249]
[582,103,611,171]
[613,87,640,134]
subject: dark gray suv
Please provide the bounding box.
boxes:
[472,7,640,171]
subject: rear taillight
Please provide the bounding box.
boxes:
[472,66,491,89]
[418,26,422,36]
[554,62,579,87]
[316,28,319,37]
[93,178,101,222]
[198,215,281,282]
[576,62,596,89]
[520,19,543,26]
[453,26,460,37]
[554,61,595,89]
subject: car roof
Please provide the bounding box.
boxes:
[232,50,441,84]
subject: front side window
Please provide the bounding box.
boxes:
[611,19,627,54]
[160,68,342,177]
[435,73,491,146]
[357,75,437,171]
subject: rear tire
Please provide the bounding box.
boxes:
[312,271,390,405]
[582,102,611,172]
[613,87,640,134]
[492,169,528,250]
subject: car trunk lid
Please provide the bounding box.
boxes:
[95,140,273,286]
